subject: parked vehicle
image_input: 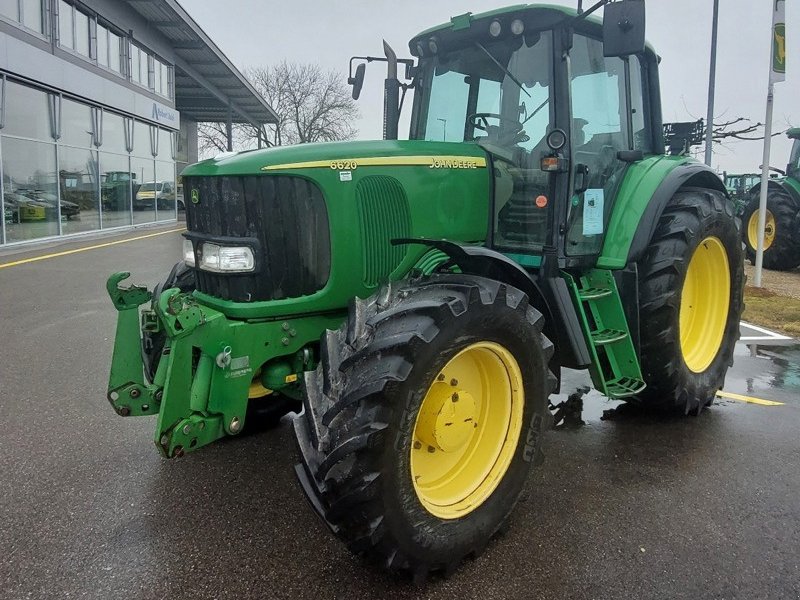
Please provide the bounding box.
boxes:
[105,1,743,578]
[134,181,175,210]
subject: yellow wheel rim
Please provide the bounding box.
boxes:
[679,236,731,373]
[747,209,776,251]
[410,341,524,519]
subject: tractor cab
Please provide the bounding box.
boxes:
[406,3,655,266]
[786,127,800,179]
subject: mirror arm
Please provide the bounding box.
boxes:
[571,0,610,24]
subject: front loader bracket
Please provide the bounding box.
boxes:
[107,272,152,311]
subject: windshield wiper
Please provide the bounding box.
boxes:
[474,42,530,98]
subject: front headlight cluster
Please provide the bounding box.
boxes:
[182,239,255,273]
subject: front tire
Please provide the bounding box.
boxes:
[636,188,744,413]
[294,274,555,578]
[742,189,800,270]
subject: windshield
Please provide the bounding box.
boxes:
[789,139,800,178]
[413,31,553,154]
[139,183,161,192]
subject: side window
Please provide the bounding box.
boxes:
[566,35,628,256]
[629,55,651,152]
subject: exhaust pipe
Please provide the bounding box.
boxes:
[382,40,400,140]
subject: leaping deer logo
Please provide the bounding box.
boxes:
[775,29,786,66]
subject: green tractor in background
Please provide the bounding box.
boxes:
[724,172,760,213]
[106,1,744,578]
[742,128,800,271]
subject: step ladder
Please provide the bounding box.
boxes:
[562,269,646,399]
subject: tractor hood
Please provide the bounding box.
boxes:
[181,140,488,177]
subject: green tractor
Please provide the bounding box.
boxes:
[742,128,800,271]
[724,172,759,213]
[106,1,743,578]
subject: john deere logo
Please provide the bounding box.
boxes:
[191,189,200,204]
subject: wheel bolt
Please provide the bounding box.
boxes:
[413,441,422,449]
[437,374,445,381]
[452,393,459,402]
[450,378,458,386]
[427,445,436,453]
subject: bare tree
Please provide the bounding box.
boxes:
[198,61,359,156]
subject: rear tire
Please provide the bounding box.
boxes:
[742,189,800,271]
[294,274,555,578]
[636,188,744,414]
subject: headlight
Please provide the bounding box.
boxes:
[199,243,255,273]
[182,239,196,267]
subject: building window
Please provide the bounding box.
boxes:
[58,0,73,49]
[21,0,42,33]
[153,57,172,99]
[0,0,44,35]
[96,22,124,76]
[130,43,150,87]
[58,1,91,58]
[74,7,89,56]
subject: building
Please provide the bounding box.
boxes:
[0,0,276,246]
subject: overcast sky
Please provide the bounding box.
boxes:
[179,0,798,174]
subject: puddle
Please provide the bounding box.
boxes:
[723,343,800,404]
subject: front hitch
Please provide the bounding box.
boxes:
[106,272,157,417]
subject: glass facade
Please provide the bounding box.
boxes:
[0,79,178,246]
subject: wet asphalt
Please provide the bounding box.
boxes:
[1,225,799,600]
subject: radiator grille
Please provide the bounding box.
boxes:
[356,176,411,287]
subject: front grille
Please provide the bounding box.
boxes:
[184,175,331,302]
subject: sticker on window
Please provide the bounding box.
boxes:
[582,189,604,236]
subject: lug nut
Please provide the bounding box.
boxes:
[427,445,436,453]
[450,379,458,386]
[413,441,422,449]
[452,393,459,402]
[437,374,445,381]
[129,388,141,399]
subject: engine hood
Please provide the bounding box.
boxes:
[180,139,488,177]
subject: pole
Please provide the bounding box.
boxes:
[226,104,233,152]
[704,0,720,166]
[754,82,774,288]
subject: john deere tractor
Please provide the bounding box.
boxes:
[742,128,800,271]
[106,1,743,578]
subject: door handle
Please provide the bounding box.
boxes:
[574,164,590,195]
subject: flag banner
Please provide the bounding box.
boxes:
[772,0,786,83]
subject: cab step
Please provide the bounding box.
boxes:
[562,269,645,399]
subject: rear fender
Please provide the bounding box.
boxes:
[747,178,800,207]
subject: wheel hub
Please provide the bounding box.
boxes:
[415,383,477,453]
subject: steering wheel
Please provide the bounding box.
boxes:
[467,113,529,145]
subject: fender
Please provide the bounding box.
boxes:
[747,178,800,207]
[597,157,728,268]
[625,162,727,264]
[393,238,592,375]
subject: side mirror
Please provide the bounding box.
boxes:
[349,63,366,100]
[603,0,646,57]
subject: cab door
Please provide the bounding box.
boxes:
[564,33,652,258]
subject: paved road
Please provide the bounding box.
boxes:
[1,227,799,600]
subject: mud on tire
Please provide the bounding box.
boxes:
[636,188,744,414]
[294,274,556,579]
